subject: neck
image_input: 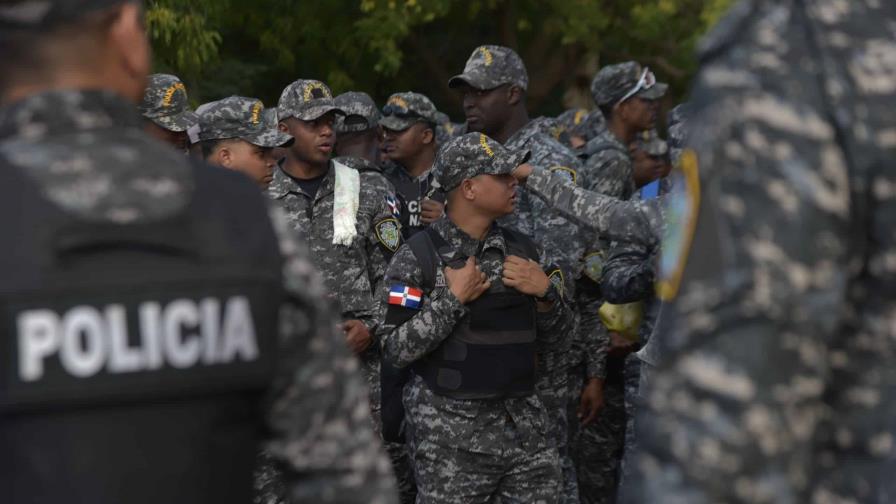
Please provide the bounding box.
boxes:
[402,147,436,178]
[491,107,529,144]
[608,117,638,146]
[447,205,494,241]
[2,71,128,105]
[282,148,328,179]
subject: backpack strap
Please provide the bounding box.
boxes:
[500,227,540,262]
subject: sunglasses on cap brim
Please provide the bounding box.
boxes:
[616,67,657,106]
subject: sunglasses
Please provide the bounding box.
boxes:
[616,67,657,106]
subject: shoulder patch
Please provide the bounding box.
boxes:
[583,251,605,283]
[548,268,565,299]
[550,165,577,185]
[375,218,402,252]
[656,149,700,301]
[389,283,423,309]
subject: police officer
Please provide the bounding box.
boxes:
[194,96,293,189]
[139,73,198,152]
[380,132,571,503]
[0,2,398,504]
[380,92,445,239]
[334,91,384,166]
[625,1,896,503]
[449,46,586,502]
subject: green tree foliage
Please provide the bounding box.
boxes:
[147,0,735,118]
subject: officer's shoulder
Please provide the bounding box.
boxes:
[385,242,426,283]
[189,158,274,227]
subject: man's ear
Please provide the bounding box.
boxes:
[215,145,233,167]
[278,121,289,134]
[460,179,476,200]
[421,126,435,145]
[507,85,523,107]
[108,2,150,102]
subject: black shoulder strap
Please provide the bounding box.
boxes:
[500,227,540,262]
[406,227,448,291]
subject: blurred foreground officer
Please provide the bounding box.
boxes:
[380,133,571,504]
[0,2,397,503]
[139,73,198,152]
[624,1,896,503]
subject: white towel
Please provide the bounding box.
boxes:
[332,160,360,246]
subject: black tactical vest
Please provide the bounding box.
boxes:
[0,160,283,504]
[409,227,539,400]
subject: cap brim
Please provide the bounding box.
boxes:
[283,102,345,122]
[638,82,668,100]
[379,116,416,131]
[150,110,199,132]
[244,129,295,148]
[448,73,489,90]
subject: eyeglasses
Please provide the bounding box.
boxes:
[616,67,657,106]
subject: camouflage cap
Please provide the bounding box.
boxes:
[435,132,530,192]
[196,96,293,148]
[636,129,669,157]
[590,61,668,107]
[0,0,129,29]
[334,92,381,133]
[277,79,344,122]
[448,45,529,91]
[138,74,198,132]
[556,108,606,142]
[379,92,440,131]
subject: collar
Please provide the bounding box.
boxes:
[431,216,506,261]
[0,89,142,142]
[504,119,542,150]
[268,158,335,200]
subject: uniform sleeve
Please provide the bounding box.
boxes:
[600,241,656,305]
[378,244,468,368]
[626,98,852,503]
[363,177,404,335]
[534,248,573,348]
[525,167,663,247]
[582,153,634,200]
[575,283,609,380]
[258,205,399,504]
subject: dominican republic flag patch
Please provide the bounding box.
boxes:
[389,284,423,309]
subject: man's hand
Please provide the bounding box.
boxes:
[608,331,637,358]
[343,319,372,355]
[578,377,605,426]
[420,198,444,224]
[511,162,534,184]
[445,257,490,304]
[502,255,550,297]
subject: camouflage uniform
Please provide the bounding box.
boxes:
[268,79,403,473]
[623,2,896,503]
[380,92,444,240]
[0,87,398,504]
[449,45,586,502]
[380,133,571,503]
[138,73,199,133]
